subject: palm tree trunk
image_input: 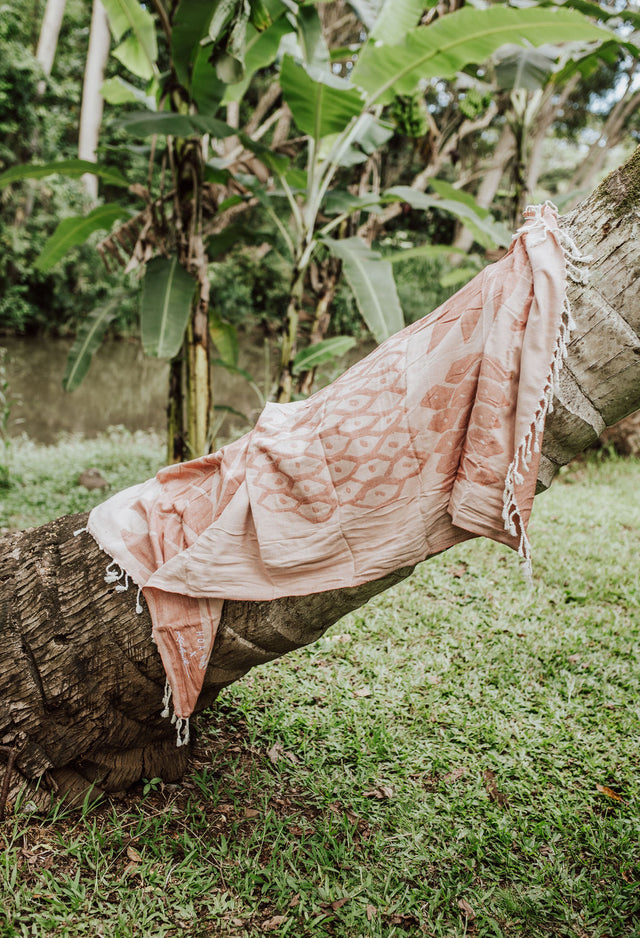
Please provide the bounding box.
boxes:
[1,147,639,810]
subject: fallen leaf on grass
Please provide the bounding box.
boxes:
[287,824,314,837]
[596,784,625,803]
[568,653,582,664]
[363,785,394,799]
[263,915,287,930]
[366,904,377,921]
[243,807,260,818]
[389,913,420,927]
[448,563,468,578]
[483,769,508,807]
[215,803,235,814]
[443,767,467,783]
[458,898,476,920]
[331,898,350,911]
[353,686,372,698]
[289,894,301,908]
[267,742,300,765]
[126,845,143,863]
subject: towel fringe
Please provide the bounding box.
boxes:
[175,717,190,747]
[503,206,590,572]
[161,679,172,718]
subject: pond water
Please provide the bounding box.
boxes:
[2,333,372,444]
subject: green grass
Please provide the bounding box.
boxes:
[0,438,639,937]
[0,429,164,531]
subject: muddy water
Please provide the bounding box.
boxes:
[2,334,372,444]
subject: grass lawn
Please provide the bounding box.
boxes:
[0,434,638,937]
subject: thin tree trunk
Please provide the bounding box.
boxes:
[451,124,515,253]
[1,148,639,810]
[35,0,67,92]
[78,0,110,201]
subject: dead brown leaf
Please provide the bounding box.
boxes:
[331,898,350,911]
[126,845,143,863]
[243,808,260,819]
[354,686,372,698]
[366,904,377,921]
[363,785,394,799]
[388,913,420,927]
[263,915,287,930]
[596,784,624,802]
[289,894,301,907]
[267,742,299,765]
[458,898,476,920]
[483,769,508,807]
[568,653,582,664]
[443,767,467,783]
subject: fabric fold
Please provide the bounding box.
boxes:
[87,203,588,725]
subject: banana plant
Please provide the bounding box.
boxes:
[245,1,610,400]
[0,0,613,450]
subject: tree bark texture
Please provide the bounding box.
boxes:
[1,148,639,810]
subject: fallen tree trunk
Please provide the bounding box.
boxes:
[1,147,639,810]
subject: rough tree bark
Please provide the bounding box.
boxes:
[1,148,639,812]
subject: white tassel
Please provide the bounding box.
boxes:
[501,205,590,579]
[161,679,172,718]
[104,561,123,585]
[135,587,144,615]
[175,717,190,747]
[73,526,88,537]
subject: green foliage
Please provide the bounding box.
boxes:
[389,93,429,138]
[322,236,404,343]
[280,56,364,140]
[140,257,197,359]
[101,0,159,80]
[0,1,139,336]
[63,297,123,391]
[208,246,291,327]
[292,335,356,374]
[387,248,462,324]
[35,204,131,272]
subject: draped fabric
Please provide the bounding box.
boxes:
[87,203,584,730]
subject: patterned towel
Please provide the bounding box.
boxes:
[87,203,587,739]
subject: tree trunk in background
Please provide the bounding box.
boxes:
[452,124,515,253]
[35,0,67,92]
[525,75,580,202]
[0,148,639,810]
[567,73,640,205]
[78,0,110,201]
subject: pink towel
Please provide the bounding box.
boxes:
[87,203,587,736]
